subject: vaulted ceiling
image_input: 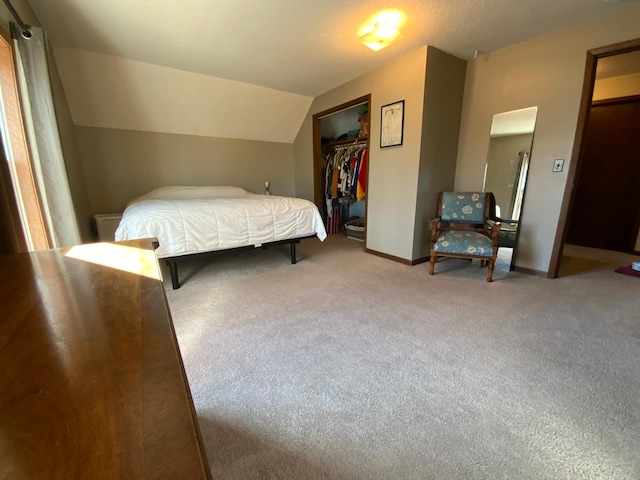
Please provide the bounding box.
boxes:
[27,0,640,96]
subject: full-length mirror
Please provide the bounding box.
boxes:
[483,106,537,267]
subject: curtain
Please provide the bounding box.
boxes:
[10,23,80,248]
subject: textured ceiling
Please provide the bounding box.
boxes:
[27,0,640,96]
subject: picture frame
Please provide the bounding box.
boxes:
[380,100,404,148]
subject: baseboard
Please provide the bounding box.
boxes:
[364,248,412,265]
[410,256,429,266]
[514,265,548,278]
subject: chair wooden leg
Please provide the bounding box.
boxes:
[429,255,436,275]
[487,260,495,282]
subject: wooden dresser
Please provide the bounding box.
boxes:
[0,239,212,479]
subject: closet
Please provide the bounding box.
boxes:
[313,95,371,243]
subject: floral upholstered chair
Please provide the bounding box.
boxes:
[429,192,501,282]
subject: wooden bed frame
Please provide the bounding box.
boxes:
[164,234,315,289]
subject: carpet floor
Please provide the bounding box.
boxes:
[164,235,640,480]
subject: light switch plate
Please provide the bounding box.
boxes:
[553,159,564,172]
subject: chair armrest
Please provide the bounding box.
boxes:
[429,217,441,242]
[487,219,501,244]
[495,216,519,226]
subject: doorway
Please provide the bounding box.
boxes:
[565,95,640,253]
[312,95,371,243]
[549,38,640,278]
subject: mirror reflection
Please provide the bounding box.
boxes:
[483,106,537,266]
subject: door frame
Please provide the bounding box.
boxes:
[312,94,371,209]
[548,37,640,278]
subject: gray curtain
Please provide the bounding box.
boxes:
[11,23,80,248]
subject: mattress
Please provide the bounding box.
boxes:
[115,186,327,258]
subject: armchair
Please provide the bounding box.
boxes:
[429,192,501,282]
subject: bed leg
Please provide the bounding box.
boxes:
[166,260,180,289]
[290,241,297,264]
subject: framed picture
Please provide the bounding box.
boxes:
[380,100,404,148]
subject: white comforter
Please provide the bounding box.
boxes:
[115,186,327,258]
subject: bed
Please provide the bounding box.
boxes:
[114,186,327,288]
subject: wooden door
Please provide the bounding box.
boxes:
[566,96,640,252]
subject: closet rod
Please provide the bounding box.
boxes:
[333,140,367,150]
[2,0,31,38]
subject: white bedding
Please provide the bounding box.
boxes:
[115,186,327,258]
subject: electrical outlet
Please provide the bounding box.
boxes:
[553,159,564,172]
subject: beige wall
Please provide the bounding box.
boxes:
[53,47,313,144]
[593,72,640,101]
[77,126,295,214]
[294,47,429,260]
[456,7,640,273]
[0,1,93,243]
[47,45,93,242]
[413,47,466,260]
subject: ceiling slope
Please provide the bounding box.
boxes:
[28,0,640,96]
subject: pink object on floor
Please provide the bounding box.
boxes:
[614,265,640,278]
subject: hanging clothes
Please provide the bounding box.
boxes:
[356,149,367,201]
[322,142,368,232]
[323,143,367,201]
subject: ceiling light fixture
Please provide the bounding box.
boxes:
[359,11,404,52]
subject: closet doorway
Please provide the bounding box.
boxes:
[312,94,371,245]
